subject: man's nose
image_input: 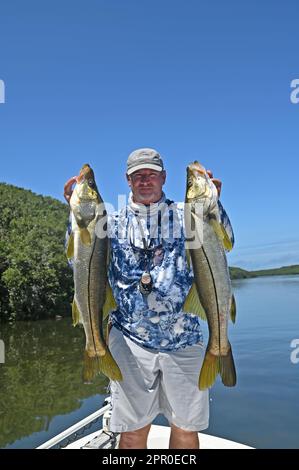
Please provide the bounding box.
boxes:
[140,175,151,182]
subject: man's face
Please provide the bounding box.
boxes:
[127,168,166,204]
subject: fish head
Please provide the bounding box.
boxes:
[75,164,100,203]
[70,164,103,230]
[186,161,214,201]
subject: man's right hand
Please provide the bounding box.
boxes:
[64,176,77,204]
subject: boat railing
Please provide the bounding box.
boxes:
[37,399,111,449]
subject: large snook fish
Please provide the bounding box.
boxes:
[184,161,236,390]
[67,164,122,382]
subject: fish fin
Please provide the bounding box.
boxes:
[66,232,74,259]
[182,282,207,321]
[230,294,237,324]
[218,199,235,249]
[98,348,123,381]
[83,349,123,383]
[72,299,81,326]
[103,283,117,320]
[220,345,237,387]
[220,223,233,252]
[79,228,91,246]
[209,217,233,251]
[198,350,220,390]
[209,217,224,242]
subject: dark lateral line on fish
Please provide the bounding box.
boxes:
[87,236,99,356]
[201,245,221,353]
[95,213,107,347]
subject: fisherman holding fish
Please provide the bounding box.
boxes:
[64,148,234,449]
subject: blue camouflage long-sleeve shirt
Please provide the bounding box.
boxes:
[66,193,234,353]
[107,195,202,352]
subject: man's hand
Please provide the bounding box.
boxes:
[64,176,77,204]
[207,170,222,197]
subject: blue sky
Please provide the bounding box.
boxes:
[0,0,298,269]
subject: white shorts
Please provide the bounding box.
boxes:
[108,326,209,433]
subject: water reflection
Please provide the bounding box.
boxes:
[1,275,299,449]
[0,319,108,448]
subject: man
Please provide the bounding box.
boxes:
[64,148,223,449]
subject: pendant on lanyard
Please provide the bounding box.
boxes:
[135,216,156,296]
[133,203,171,296]
[139,270,153,295]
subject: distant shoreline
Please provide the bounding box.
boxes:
[229,265,299,279]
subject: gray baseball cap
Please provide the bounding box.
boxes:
[126,148,164,175]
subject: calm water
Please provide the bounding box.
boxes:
[0,275,298,449]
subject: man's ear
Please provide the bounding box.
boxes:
[126,173,132,188]
[161,170,166,185]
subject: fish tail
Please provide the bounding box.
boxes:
[220,345,237,387]
[98,347,123,382]
[198,350,220,390]
[82,349,123,383]
[83,351,100,383]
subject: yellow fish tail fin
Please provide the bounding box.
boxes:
[83,352,102,383]
[198,351,220,390]
[220,346,237,387]
[98,348,123,382]
[82,348,123,383]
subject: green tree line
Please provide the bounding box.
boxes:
[229,265,299,279]
[1,183,297,321]
[0,183,73,322]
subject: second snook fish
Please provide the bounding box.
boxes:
[184,161,236,390]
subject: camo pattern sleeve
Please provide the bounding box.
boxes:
[107,201,203,352]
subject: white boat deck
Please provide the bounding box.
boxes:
[66,425,253,449]
[37,398,253,450]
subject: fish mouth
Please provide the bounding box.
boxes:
[186,161,209,200]
[75,164,99,202]
[77,182,98,202]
